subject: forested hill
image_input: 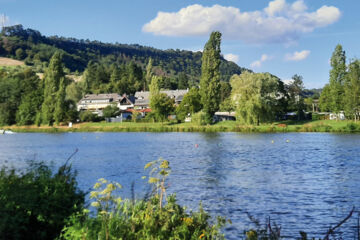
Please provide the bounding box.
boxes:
[0,24,246,81]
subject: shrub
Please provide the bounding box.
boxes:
[192,111,207,126]
[0,161,84,240]
[345,122,359,132]
[61,159,227,240]
[79,110,101,122]
[102,105,119,118]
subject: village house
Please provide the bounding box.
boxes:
[77,93,135,116]
[77,89,188,118]
[134,89,189,110]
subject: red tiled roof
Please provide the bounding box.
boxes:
[124,108,152,113]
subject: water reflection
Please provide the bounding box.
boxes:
[1,132,360,239]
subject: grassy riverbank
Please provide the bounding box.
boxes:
[3,120,360,133]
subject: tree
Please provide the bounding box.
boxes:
[219,97,235,112]
[145,58,153,91]
[109,65,122,93]
[54,77,66,125]
[199,31,222,124]
[149,75,160,97]
[319,84,332,112]
[219,81,231,103]
[103,104,120,118]
[16,91,42,125]
[82,61,97,94]
[149,75,174,121]
[40,51,66,125]
[176,87,202,121]
[0,70,22,126]
[150,93,175,121]
[0,161,84,240]
[177,72,189,90]
[230,72,284,125]
[329,44,346,113]
[344,60,360,120]
[65,81,82,103]
[287,74,306,120]
[15,48,26,59]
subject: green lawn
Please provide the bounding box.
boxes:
[6,119,360,133]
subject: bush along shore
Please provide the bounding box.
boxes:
[4,120,360,133]
[1,155,359,239]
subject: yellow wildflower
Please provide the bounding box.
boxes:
[93,182,101,189]
[90,191,99,199]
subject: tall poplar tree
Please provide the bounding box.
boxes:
[200,31,222,124]
[40,51,65,125]
[54,77,66,125]
[344,60,360,120]
[145,58,153,91]
[329,44,346,113]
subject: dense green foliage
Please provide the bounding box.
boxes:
[0,25,244,82]
[286,74,306,120]
[319,44,360,120]
[149,76,175,121]
[344,60,360,120]
[40,52,67,125]
[176,87,202,121]
[79,110,101,122]
[0,161,84,240]
[200,31,222,124]
[103,105,120,118]
[0,67,43,126]
[61,159,226,240]
[319,45,346,113]
[329,44,346,114]
[230,72,287,125]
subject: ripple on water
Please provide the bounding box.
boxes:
[1,132,360,239]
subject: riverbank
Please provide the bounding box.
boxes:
[3,120,360,133]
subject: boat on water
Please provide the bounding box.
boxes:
[0,129,14,134]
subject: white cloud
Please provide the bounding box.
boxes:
[143,1,341,44]
[224,53,239,63]
[264,0,286,17]
[250,54,272,68]
[285,50,310,61]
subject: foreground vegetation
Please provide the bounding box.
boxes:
[5,119,360,133]
[1,157,359,239]
[0,158,226,240]
[0,160,84,240]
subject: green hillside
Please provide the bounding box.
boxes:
[0,24,246,82]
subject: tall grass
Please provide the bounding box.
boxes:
[5,120,360,133]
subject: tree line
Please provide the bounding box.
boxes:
[0,31,315,126]
[319,44,360,120]
[0,24,245,83]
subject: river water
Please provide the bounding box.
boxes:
[1,132,360,239]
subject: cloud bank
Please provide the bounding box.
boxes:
[143,0,341,44]
[285,50,310,61]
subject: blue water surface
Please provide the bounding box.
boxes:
[1,132,360,239]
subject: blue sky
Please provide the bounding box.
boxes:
[2,0,360,88]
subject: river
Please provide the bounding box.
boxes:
[1,132,359,239]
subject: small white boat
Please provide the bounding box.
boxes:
[0,129,14,134]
